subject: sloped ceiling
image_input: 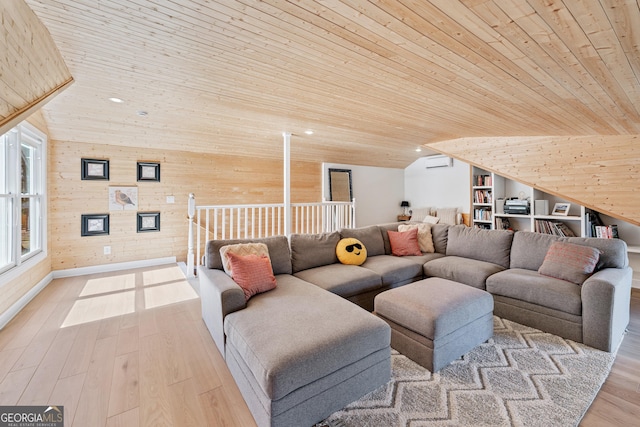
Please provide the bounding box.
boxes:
[0,2,72,135]
[14,0,640,223]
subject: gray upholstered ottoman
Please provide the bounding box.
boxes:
[374,277,494,372]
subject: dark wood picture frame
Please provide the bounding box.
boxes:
[137,211,160,232]
[81,214,110,236]
[328,168,353,202]
[137,162,160,182]
[81,158,109,180]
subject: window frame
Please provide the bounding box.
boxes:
[0,122,47,280]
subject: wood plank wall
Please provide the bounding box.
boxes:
[0,1,73,136]
[48,141,321,270]
[427,135,640,226]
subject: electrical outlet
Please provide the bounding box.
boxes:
[104,246,111,255]
[166,195,175,204]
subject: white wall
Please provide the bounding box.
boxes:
[404,156,471,214]
[323,163,404,226]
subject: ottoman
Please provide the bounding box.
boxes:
[374,277,494,372]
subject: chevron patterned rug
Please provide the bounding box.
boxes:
[317,317,616,427]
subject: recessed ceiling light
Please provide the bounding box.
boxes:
[304,130,314,135]
[415,147,422,152]
[108,97,124,103]
[136,110,148,117]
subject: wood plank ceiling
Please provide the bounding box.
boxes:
[0,1,72,135]
[22,0,640,169]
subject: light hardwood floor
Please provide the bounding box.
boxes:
[0,264,638,426]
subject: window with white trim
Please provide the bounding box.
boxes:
[0,122,47,276]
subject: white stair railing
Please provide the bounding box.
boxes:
[186,195,356,275]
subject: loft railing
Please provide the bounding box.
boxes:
[186,194,356,276]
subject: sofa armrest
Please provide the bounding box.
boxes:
[581,266,632,351]
[198,266,246,357]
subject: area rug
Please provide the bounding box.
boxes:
[316,317,617,427]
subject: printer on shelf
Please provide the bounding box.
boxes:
[503,198,530,215]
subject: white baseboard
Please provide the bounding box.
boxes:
[0,272,53,330]
[52,256,177,279]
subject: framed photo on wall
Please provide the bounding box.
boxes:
[137,162,160,182]
[81,214,110,236]
[81,158,109,180]
[109,186,138,211]
[137,212,160,232]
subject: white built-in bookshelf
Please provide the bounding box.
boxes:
[471,166,599,238]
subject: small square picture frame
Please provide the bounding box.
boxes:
[81,214,110,236]
[81,159,109,180]
[137,162,160,182]
[137,212,160,232]
[551,202,571,216]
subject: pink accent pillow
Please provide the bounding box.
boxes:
[388,228,422,256]
[538,241,600,285]
[226,252,277,301]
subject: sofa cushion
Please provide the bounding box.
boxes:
[378,222,401,255]
[205,235,292,275]
[219,242,270,276]
[423,256,504,289]
[486,268,582,316]
[538,241,600,285]
[446,225,513,269]
[341,225,385,256]
[409,206,434,222]
[510,231,561,270]
[398,223,435,253]
[224,276,391,401]
[290,232,340,273]
[361,255,423,286]
[388,228,422,256]
[434,207,459,225]
[565,236,628,270]
[226,252,277,301]
[431,224,450,254]
[403,252,446,265]
[294,263,382,297]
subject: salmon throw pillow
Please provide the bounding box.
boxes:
[538,241,600,285]
[226,252,277,301]
[387,228,422,256]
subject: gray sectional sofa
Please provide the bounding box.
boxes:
[199,222,632,427]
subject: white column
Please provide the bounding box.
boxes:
[283,132,291,237]
[187,193,196,277]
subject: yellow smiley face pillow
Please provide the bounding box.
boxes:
[336,238,367,265]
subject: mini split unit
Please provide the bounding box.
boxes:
[425,155,453,169]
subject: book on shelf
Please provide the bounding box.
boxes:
[474,174,492,186]
[594,225,618,239]
[584,211,617,238]
[473,189,492,204]
[474,208,492,221]
[534,219,576,237]
[496,217,511,230]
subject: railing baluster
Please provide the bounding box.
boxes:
[191,200,355,262]
[196,209,202,266]
[222,208,226,240]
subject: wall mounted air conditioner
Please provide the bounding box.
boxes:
[425,155,453,169]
